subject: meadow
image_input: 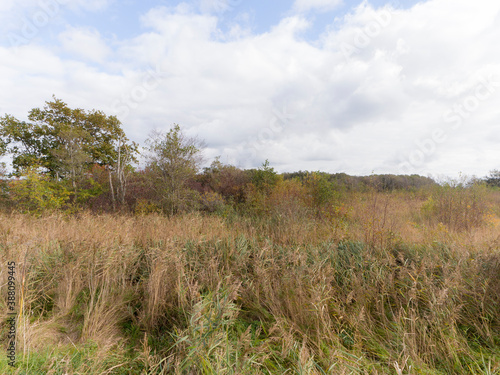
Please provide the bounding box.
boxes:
[0,181,499,374]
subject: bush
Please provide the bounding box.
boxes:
[250,160,280,194]
[199,191,226,212]
[200,159,250,204]
[9,167,70,213]
[304,172,336,209]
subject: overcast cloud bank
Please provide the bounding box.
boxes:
[0,0,499,176]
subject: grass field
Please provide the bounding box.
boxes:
[0,188,499,374]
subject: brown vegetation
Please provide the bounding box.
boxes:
[0,183,499,374]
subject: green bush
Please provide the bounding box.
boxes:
[9,167,70,213]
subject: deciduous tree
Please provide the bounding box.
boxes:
[144,124,204,215]
[0,97,138,206]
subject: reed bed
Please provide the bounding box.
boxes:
[0,189,499,374]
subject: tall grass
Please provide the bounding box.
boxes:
[0,187,499,374]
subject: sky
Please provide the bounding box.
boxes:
[0,0,499,177]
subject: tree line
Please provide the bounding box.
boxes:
[0,97,498,215]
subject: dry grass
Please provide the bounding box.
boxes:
[0,188,499,374]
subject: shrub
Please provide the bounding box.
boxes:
[250,160,280,194]
[134,198,161,215]
[199,191,226,212]
[200,158,250,204]
[304,172,336,210]
[9,167,70,213]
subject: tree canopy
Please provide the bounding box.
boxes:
[0,97,138,207]
[0,97,137,178]
[144,124,204,214]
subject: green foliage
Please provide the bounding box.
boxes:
[0,97,137,177]
[304,172,335,208]
[146,124,201,175]
[9,167,70,213]
[0,97,138,210]
[145,124,204,215]
[486,170,500,188]
[73,177,104,206]
[172,285,268,374]
[0,162,9,204]
[250,160,280,193]
[134,198,161,215]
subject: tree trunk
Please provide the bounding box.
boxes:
[109,169,116,211]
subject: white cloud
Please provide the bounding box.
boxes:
[140,5,218,41]
[58,27,111,63]
[0,0,112,49]
[1,0,500,177]
[292,0,342,13]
